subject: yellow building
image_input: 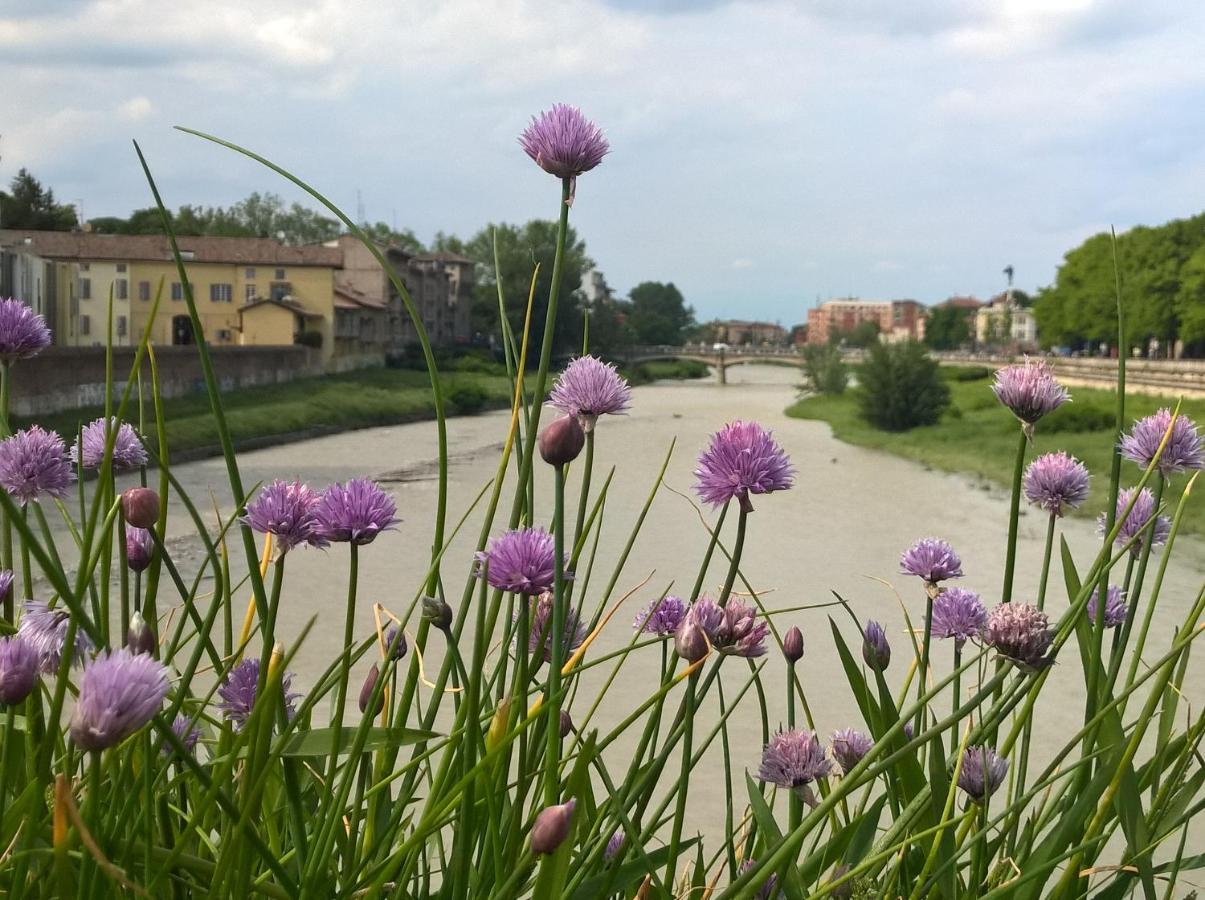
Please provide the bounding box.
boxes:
[0,230,348,367]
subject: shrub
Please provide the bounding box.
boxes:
[948,365,992,382]
[857,341,950,430]
[1042,402,1115,433]
[801,344,848,395]
[446,382,490,414]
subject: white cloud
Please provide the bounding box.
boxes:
[119,97,153,122]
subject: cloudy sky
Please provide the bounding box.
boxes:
[5,0,1205,324]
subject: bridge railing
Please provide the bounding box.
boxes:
[626,344,802,360]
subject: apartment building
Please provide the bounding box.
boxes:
[806,298,925,345]
[709,319,788,346]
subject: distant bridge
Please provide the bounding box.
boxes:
[624,345,803,384]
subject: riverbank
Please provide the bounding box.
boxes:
[786,367,1205,536]
[16,358,710,461]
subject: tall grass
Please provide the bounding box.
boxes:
[0,117,1201,900]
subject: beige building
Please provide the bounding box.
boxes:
[975,293,1037,349]
[806,298,925,345]
[0,230,373,370]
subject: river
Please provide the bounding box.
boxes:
[92,364,1205,852]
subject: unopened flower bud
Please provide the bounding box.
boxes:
[531,798,576,855]
[539,415,585,468]
[127,611,156,656]
[487,697,513,752]
[121,487,160,529]
[359,663,384,715]
[559,709,573,738]
[862,620,891,672]
[827,864,854,899]
[384,625,407,660]
[783,626,803,664]
[422,596,453,630]
[0,635,39,705]
[674,622,708,663]
[124,526,154,573]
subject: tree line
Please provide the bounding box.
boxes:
[1034,212,1205,357]
[0,168,695,357]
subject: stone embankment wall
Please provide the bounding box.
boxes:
[11,345,322,416]
[939,354,1205,398]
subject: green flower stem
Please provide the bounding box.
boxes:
[691,503,729,601]
[718,505,748,606]
[950,644,963,757]
[1000,427,1029,606]
[544,464,568,806]
[572,430,594,555]
[118,517,130,645]
[1106,475,1164,691]
[664,670,699,888]
[915,593,934,738]
[324,544,360,806]
[1,361,10,624]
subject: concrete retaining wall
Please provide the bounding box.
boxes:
[10,345,323,417]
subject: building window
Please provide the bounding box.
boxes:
[79,263,90,272]
[216,329,233,341]
[139,281,151,301]
[79,278,91,300]
[270,282,291,301]
[245,284,257,302]
[80,315,91,335]
[210,283,233,303]
[171,282,183,301]
[116,263,127,273]
[116,315,128,337]
[115,279,128,300]
[275,268,285,280]
[245,267,256,279]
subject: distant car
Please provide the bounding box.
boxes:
[712,342,729,352]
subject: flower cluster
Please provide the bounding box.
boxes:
[242,479,327,553]
[1120,409,1204,478]
[681,596,768,658]
[315,478,398,545]
[0,635,39,705]
[830,728,874,775]
[694,420,794,512]
[759,729,832,793]
[0,426,74,505]
[983,602,1054,672]
[520,104,609,180]
[549,356,631,430]
[991,358,1069,426]
[633,595,689,636]
[218,658,299,732]
[900,538,963,586]
[17,600,94,674]
[477,527,564,596]
[70,649,170,751]
[1023,452,1090,516]
[526,591,587,664]
[930,587,987,650]
[1088,585,1127,629]
[0,297,52,362]
[72,417,147,471]
[957,745,1009,803]
[1099,487,1171,557]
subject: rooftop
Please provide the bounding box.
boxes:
[0,229,343,267]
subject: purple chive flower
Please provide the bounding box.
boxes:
[862,620,891,671]
[683,596,767,657]
[124,526,154,573]
[633,594,689,636]
[17,600,93,674]
[69,648,169,751]
[164,714,202,757]
[526,592,586,664]
[519,104,609,180]
[1098,487,1171,556]
[903,722,915,741]
[604,831,625,863]
[0,569,13,602]
[830,728,874,775]
[217,658,299,732]
[1024,452,1090,517]
[683,596,725,638]
[983,602,1054,672]
[549,356,631,430]
[0,635,40,705]
[738,859,782,900]
[991,358,1069,427]
[957,745,1009,803]
[759,729,832,796]
[0,426,75,505]
[1120,409,1204,478]
[1088,585,1128,629]
[900,538,963,585]
[930,587,987,650]
[71,417,147,471]
[315,478,399,545]
[694,420,794,513]
[0,298,52,362]
[477,527,563,596]
[241,479,327,553]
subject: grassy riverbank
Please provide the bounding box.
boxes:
[787,367,1205,537]
[18,357,710,460]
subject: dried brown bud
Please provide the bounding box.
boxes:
[538,415,585,468]
[121,487,160,529]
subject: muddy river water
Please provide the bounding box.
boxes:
[97,364,1204,850]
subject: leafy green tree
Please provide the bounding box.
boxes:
[361,222,424,253]
[801,344,847,395]
[832,319,880,348]
[462,221,592,357]
[0,169,78,230]
[923,305,970,350]
[627,282,694,345]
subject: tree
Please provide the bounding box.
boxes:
[834,320,880,348]
[0,169,78,230]
[924,306,970,350]
[857,342,950,431]
[627,282,695,345]
[462,221,593,358]
[361,222,425,253]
